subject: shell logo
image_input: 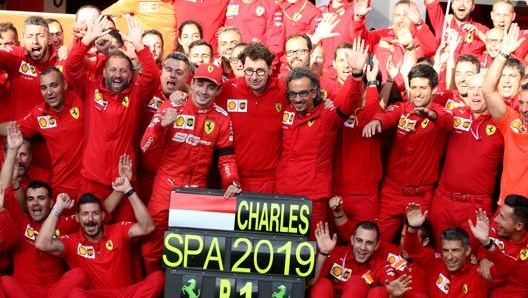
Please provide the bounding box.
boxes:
[331,266,342,276]
[39,118,48,128]
[446,101,455,110]
[228,101,237,111]
[176,116,185,127]
[21,63,29,73]
[399,117,406,127]
[95,91,103,101]
[453,118,461,127]
[78,245,87,255]
[282,113,289,122]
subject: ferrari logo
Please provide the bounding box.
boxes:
[106,240,113,251]
[308,119,315,127]
[421,119,429,129]
[275,103,282,113]
[321,89,328,100]
[208,65,214,73]
[122,96,129,108]
[486,124,496,136]
[70,107,80,119]
[520,249,528,261]
[204,120,215,134]
[462,283,468,295]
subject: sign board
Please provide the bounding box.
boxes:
[163,189,315,298]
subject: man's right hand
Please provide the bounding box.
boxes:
[161,108,178,127]
[6,122,23,151]
[315,222,337,255]
[406,203,428,228]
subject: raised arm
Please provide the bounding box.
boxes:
[111,176,155,238]
[308,221,337,286]
[0,123,25,209]
[34,193,73,256]
[104,154,133,214]
[482,23,525,120]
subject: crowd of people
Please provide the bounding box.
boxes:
[0,0,527,297]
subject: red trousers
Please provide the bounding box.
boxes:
[337,193,379,223]
[378,182,434,243]
[68,270,164,298]
[310,276,388,298]
[1,267,88,298]
[429,187,493,251]
[240,173,275,194]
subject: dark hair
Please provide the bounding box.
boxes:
[45,18,63,32]
[77,193,102,213]
[142,29,164,48]
[41,66,65,81]
[393,218,434,248]
[441,227,470,247]
[23,16,49,32]
[108,29,124,48]
[75,5,101,22]
[27,180,52,199]
[188,39,213,55]
[457,54,481,73]
[334,42,353,60]
[163,52,191,70]
[354,221,381,241]
[505,57,526,78]
[417,56,434,67]
[285,67,323,107]
[239,42,275,67]
[408,64,439,88]
[504,194,528,230]
[106,51,133,70]
[286,34,313,51]
[176,20,203,53]
[0,22,19,40]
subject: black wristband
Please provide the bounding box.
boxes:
[124,188,135,197]
[498,50,510,59]
[483,239,494,250]
[320,251,330,257]
[367,80,378,87]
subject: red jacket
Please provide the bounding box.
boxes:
[215,77,286,181]
[224,0,285,67]
[333,85,382,195]
[405,228,489,298]
[375,101,453,187]
[17,91,84,195]
[437,107,504,195]
[275,78,362,200]
[64,41,160,185]
[425,0,487,57]
[141,98,239,189]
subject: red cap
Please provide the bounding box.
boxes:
[193,64,223,86]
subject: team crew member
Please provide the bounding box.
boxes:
[102,0,177,55]
[215,42,286,193]
[424,0,488,57]
[405,203,489,298]
[138,52,191,201]
[224,0,285,70]
[310,221,411,298]
[363,64,454,242]
[0,16,65,184]
[63,15,160,220]
[0,67,84,207]
[429,74,504,250]
[215,26,242,80]
[351,0,438,84]
[0,124,87,298]
[333,57,383,224]
[45,18,64,51]
[438,54,481,110]
[141,29,165,67]
[275,39,364,238]
[469,196,528,297]
[490,0,528,61]
[35,187,164,297]
[481,23,528,204]
[140,63,241,273]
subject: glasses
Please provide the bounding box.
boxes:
[286,49,310,57]
[286,89,315,100]
[244,68,268,76]
[486,38,503,45]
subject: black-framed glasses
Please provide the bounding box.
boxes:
[285,49,310,57]
[286,89,315,100]
[244,68,268,76]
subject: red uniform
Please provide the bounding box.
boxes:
[425,0,488,58]
[477,229,528,298]
[224,0,285,68]
[0,189,86,298]
[375,102,453,242]
[60,222,164,296]
[351,21,437,84]
[429,107,503,249]
[215,77,286,193]
[310,246,396,298]
[16,91,84,202]
[64,41,160,218]
[276,78,362,238]
[333,85,382,223]
[174,0,229,53]
[140,97,239,271]
[494,107,528,205]
[405,228,489,298]
[514,29,528,61]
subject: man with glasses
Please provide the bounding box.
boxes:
[275,39,365,239]
[215,42,286,193]
[279,34,312,79]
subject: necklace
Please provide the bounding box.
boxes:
[280,0,308,23]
